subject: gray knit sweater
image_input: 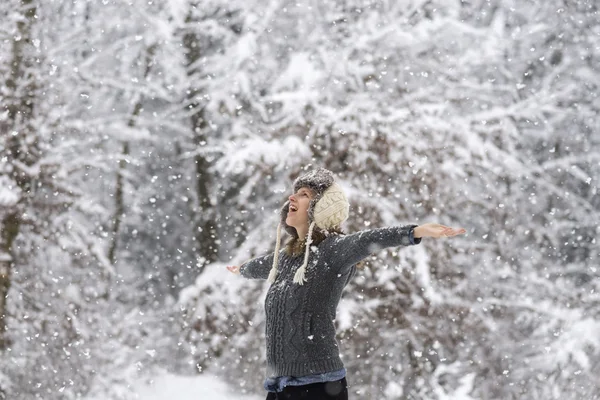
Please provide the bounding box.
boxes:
[240,225,421,378]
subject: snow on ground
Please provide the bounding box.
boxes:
[132,372,263,400]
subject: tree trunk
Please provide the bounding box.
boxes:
[109,141,129,266]
[182,15,219,268]
[0,0,37,353]
[0,213,19,350]
[108,45,157,266]
[1,3,37,399]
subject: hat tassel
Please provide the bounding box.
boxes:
[268,223,283,284]
[294,221,316,285]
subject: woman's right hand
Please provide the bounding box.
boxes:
[226,265,240,275]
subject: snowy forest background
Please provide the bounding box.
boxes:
[1,0,599,399]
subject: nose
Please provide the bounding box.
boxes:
[288,194,295,202]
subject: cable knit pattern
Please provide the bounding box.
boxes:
[285,258,305,360]
[240,225,421,378]
[313,183,349,230]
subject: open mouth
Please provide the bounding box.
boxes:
[289,204,298,212]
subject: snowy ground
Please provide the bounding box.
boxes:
[131,372,263,400]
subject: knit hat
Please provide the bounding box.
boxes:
[268,168,349,285]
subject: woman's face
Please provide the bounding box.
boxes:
[286,187,314,229]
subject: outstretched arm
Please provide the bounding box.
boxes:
[227,252,275,280]
[323,223,465,275]
[323,225,420,272]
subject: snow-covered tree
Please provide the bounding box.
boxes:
[0,1,181,398]
[0,1,113,398]
[179,0,600,399]
[0,0,597,398]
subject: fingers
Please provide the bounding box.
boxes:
[452,228,466,235]
[441,227,453,237]
[441,227,466,237]
[226,265,240,274]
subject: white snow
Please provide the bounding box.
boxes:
[271,52,322,93]
[551,317,600,370]
[0,177,20,206]
[214,135,312,176]
[89,371,263,400]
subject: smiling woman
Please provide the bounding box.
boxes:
[226,167,465,400]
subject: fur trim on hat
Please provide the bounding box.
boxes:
[293,168,335,198]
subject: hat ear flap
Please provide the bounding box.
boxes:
[313,183,349,230]
[306,197,319,223]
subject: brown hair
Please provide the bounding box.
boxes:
[284,227,366,270]
[284,227,343,256]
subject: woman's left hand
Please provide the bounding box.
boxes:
[413,223,466,239]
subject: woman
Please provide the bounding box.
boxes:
[227,168,466,400]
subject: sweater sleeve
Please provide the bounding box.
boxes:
[323,225,421,275]
[239,252,275,280]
